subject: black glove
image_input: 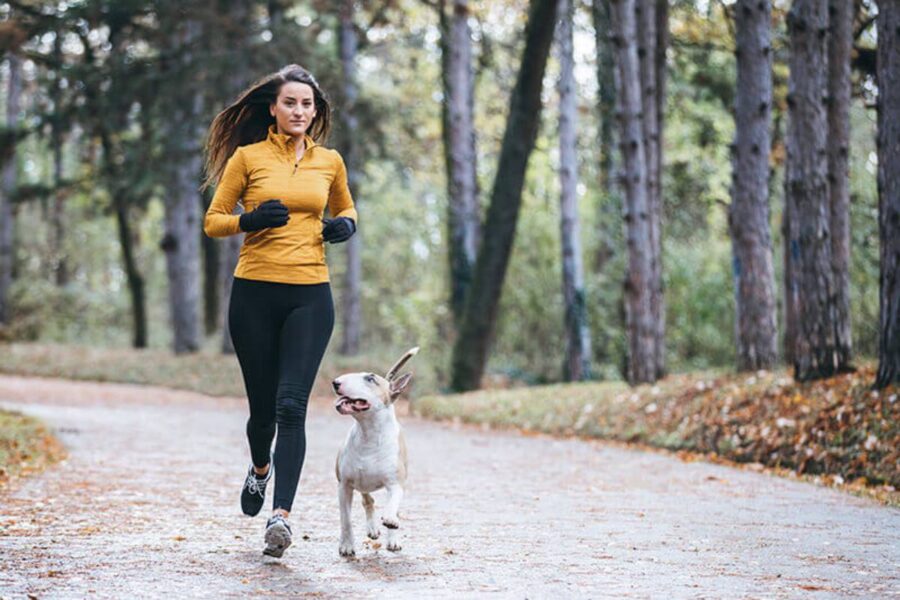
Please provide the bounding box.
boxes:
[239,199,289,232]
[322,216,356,243]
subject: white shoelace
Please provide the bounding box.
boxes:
[245,470,269,496]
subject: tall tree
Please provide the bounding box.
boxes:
[101,128,149,349]
[338,0,363,355]
[213,0,254,353]
[827,0,853,368]
[70,5,152,349]
[50,32,68,287]
[449,0,559,392]
[592,0,617,199]
[0,53,22,326]
[440,0,481,324]
[729,0,778,371]
[160,14,204,353]
[875,0,900,389]
[591,0,619,279]
[610,0,657,384]
[637,0,665,379]
[785,0,842,381]
[653,0,668,378]
[557,0,592,381]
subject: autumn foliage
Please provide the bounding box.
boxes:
[0,409,66,488]
[644,365,898,488]
[418,364,899,492]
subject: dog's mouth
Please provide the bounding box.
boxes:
[335,396,371,414]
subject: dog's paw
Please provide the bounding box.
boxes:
[381,515,399,530]
[339,541,356,557]
[367,526,380,540]
[386,539,402,552]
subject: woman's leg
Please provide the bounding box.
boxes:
[228,278,282,470]
[271,283,335,514]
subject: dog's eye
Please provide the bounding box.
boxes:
[364,373,376,384]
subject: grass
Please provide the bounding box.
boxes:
[0,341,438,400]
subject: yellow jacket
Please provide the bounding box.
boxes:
[204,125,358,284]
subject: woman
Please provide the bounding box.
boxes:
[203,64,357,558]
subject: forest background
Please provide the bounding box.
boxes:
[0,0,887,391]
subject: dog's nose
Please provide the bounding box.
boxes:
[332,379,340,393]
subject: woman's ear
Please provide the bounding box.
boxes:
[269,103,276,117]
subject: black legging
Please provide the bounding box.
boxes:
[228,276,335,513]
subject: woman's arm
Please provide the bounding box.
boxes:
[327,153,358,224]
[204,148,248,237]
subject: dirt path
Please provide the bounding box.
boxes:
[0,374,897,598]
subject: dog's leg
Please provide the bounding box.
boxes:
[361,492,379,540]
[385,525,402,552]
[381,484,403,531]
[383,483,403,552]
[338,483,355,557]
[385,529,403,552]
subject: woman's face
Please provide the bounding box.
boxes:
[270,81,317,138]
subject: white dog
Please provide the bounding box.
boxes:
[332,347,418,556]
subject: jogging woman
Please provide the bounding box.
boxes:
[202,64,357,558]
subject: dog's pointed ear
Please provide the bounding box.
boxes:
[389,372,413,401]
[386,346,419,381]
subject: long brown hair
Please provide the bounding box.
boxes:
[202,64,332,190]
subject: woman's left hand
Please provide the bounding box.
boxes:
[321,217,356,243]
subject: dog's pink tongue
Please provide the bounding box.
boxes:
[336,400,353,415]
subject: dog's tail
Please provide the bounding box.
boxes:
[386,346,419,381]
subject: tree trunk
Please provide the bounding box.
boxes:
[729,0,778,371]
[114,193,147,348]
[785,0,840,381]
[654,0,668,378]
[593,0,617,197]
[782,160,796,365]
[338,0,363,355]
[162,18,203,354]
[0,54,22,326]
[557,0,592,381]
[449,0,559,392]
[51,33,68,288]
[637,0,665,379]
[610,0,657,384]
[827,0,853,368]
[656,0,668,130]
[442,0,481,325]
[875,1,900,389]
[213,0,251,353]
[591,0,618,276]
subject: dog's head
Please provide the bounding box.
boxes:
[332,347,418,418]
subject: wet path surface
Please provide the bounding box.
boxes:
[0,374,898,598]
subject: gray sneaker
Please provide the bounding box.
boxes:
[263,514,293,558]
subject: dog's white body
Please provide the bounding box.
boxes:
[332,347,417,557]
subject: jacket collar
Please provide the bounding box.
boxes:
[266,124,317,156]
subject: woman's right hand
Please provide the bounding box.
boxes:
[239,199,290,232]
